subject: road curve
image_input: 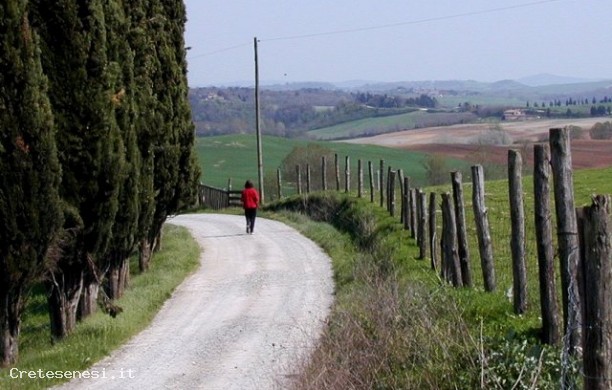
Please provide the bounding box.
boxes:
[57,214,334,390]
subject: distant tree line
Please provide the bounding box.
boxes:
[189,87,440,138]
[353,92,437,109]
[0,0,200,366]
[525,96,612,118]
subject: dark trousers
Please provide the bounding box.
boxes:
[245,208,257,232]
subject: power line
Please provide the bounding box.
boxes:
[188,42,251,60]
[187,0,567,59]
[263,0,567,42]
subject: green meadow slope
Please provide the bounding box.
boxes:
[195,134,471,189]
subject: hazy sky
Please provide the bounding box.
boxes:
[184,0,612,87]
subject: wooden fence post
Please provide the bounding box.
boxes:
[344,156,350,193]
[451,171,472,287]
[379,160,385,207]
[335,153,340,191]
[296,165,302,195]
[388,170,396,216]
[441,192,462,287]
[358,159,363,198]
[276,168,282,200]
[403,177,410,230]
[386,166,392,211]
[410,189,417,239]
[398,169,405,224]
[321,156,327,191]
[368,161,375,203]
[581,195,611,390]
[533,144,561,345]
[508,150,527,314]
[471,165,496,292]
[550,127,583,356]
[306,163,311,193]
[418,189,428,260]
[429,192,437,271]
[227,178,233,208]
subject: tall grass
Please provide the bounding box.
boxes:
[268,195,482,388]
[0,224,200,390]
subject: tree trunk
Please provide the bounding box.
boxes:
[107,257,130,300]
[46,263,84,339]
[78,280,99,320]
[139,237,152,272]
[0,288,22,367]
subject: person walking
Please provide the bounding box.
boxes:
[241,180,260,234]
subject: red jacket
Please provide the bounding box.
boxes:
[241,187,260,209]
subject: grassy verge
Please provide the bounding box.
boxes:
[264,165,612,389]
[0,224,200,390]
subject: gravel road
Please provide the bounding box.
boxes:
[57,214,334,390]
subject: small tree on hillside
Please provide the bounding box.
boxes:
[281,144,336,192]
[422,154,449,186]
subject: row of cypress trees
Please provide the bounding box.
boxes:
[0,0,200,366]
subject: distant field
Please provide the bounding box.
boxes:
[195,134,471,189]
[343,117,612,169]
[307,111,475,140]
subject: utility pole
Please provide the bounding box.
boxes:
[254,37,264,203]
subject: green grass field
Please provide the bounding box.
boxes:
[306,111,428,139]
[305,110,479,140]
[195,134,472,190]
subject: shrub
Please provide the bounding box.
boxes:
[590,121,612,139]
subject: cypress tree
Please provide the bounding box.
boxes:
[123,0,160,271]
[0,1,62,365]
[146,0,181,263]
[103,0,140,300]
[163,0,201,214]
[31,0,124,335]
[138,0,197,270]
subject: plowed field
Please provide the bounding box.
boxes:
[343,118,612,168]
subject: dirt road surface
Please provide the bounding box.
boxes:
[57,214,334,390]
